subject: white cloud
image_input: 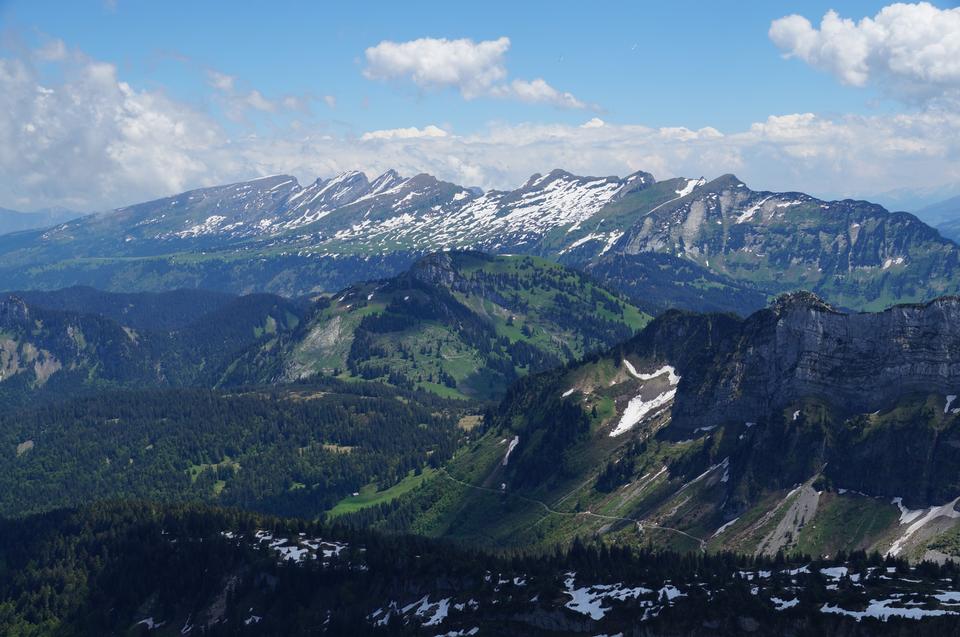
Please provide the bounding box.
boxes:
[362,36,587,108]
[207,70,235,92]
[770,3,960,102]
[243,89,276,112]
[363,36,510,98]
[360,125,448,141]
[581,117,605,129]
[491,78,586,109]
[0,44,230,211]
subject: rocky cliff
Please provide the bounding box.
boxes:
[625,292,960,433]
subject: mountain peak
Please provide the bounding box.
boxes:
[521,173,543,189]
[332,169,365,179]
[368,169,405,196]
[615,170,656,199]
[771,291,837,315]
[519,169,583,190]
[703,173,747,191]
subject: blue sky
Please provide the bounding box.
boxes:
[1,1,959,210]
[4,0,892,130]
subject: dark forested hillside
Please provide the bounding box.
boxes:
[3,501,960,636]
[584,252,770,315]
[0,380,471,519]
[0,291,309,404]
[10,286,237,330]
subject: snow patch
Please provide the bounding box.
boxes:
[891,497,926,525]
[772,597,799,610]
[610,362,681,437]
[563,573,655,620]
[610,389,676,437]
[735,196,772,224]
[502,436,519,466]
[888,496,960,556]
[882,256,906,270]
[821,599,957,621]
[135,617,166,630]
[622,360,681,385]
[675,178,705,198]
[712,517,740,538]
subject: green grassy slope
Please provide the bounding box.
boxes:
[275,252,650,400]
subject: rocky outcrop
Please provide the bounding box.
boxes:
[629,293,960,432]
[409,251,515,309]
[0,294,30,323]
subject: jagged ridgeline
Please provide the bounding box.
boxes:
[0,252,648,401]
[0,168,956,313]
[366,294,960,562]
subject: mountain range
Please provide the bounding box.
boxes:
[0,206,82,235]
[1,168,957,313]
[925,195,960,243]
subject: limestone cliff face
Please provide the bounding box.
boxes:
[630,292,960,432]
[0,293,142,388]
[612,293,960,506]
[408,251,466,289]
[759,293,960,410]
[409,251,511,306]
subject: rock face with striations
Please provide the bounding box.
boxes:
[628,292,960,433]
[617,292,960,505]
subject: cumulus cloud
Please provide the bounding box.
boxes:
[363,36,587,108]
[0,44,224,210]
[770,2,960,102]
[490,78,587,109]
[363,36,509,98]
[3,39,960,211]
[360,125,448,141]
